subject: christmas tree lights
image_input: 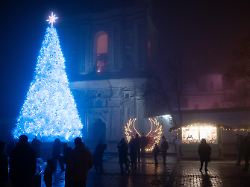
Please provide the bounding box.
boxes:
[13,12,83,141]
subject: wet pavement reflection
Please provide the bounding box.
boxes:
[41,157,250,187]
[172,161,250,187]
[41,155,176,187]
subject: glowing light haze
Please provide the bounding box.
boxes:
[13,13,83,141]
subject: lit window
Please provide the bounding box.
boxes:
[95,32,108,73]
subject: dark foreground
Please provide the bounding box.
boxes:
[40,155,250,187]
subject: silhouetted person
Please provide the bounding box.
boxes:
[140,135,148,159]
[44,159,56,187]
[129,137,138,171]
[52,138,64,171]
[0,141,8,187]
[117,138,129,174]
[236,134,244,165]
[62,143,73,187]
[6,139,16,157]
[243,133,250,171]
[70,137,93,187]
[198,139,211,172]
[9,135,36,187]
[161,136,169,165]
[31,136,41,158]
[63,143,72,164]
[153,143,160,166]
[91,119,106,145]
[93,142,107,173]
[134,134,141,163]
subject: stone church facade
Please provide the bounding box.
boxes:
[60,1,161,144]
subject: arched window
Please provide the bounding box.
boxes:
[95,32,108,73]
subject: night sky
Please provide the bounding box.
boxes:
[1,0,250,119]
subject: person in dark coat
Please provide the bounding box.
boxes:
[70,137,93,187]
[140,135,148,159]
[44,158,56,187]
[0,141,8,187]
[9,135,37,187]
[153,143,160,166]
[129,137,138,171]
[243,133,250,171]
[134,134,141,163]
[62,143,72,161]
[198,139,211,172]
[117,138,129,174]
[52,138,64,171]
[236,134,244,165]
[31,137,41,158]
[6,139,16,157]
[93,142,107,173]
[62,143,73,187]
[160,136,169,165]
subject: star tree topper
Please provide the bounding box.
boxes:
[46,12,58,27]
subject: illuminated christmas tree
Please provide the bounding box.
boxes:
[13,12,83,141]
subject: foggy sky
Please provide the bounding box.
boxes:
[154,0,250,77]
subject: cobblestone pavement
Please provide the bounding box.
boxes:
[42,157,250,187]
[42,155,177,187]
[172,161,250,187]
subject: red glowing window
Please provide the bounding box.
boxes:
[95,32,108,73]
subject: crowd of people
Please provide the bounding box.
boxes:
[117,134,169,174]
[0,135,95,187]
[0,134,170,186]
[1,133,249,186]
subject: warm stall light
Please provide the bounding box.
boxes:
[182,123,217,144]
